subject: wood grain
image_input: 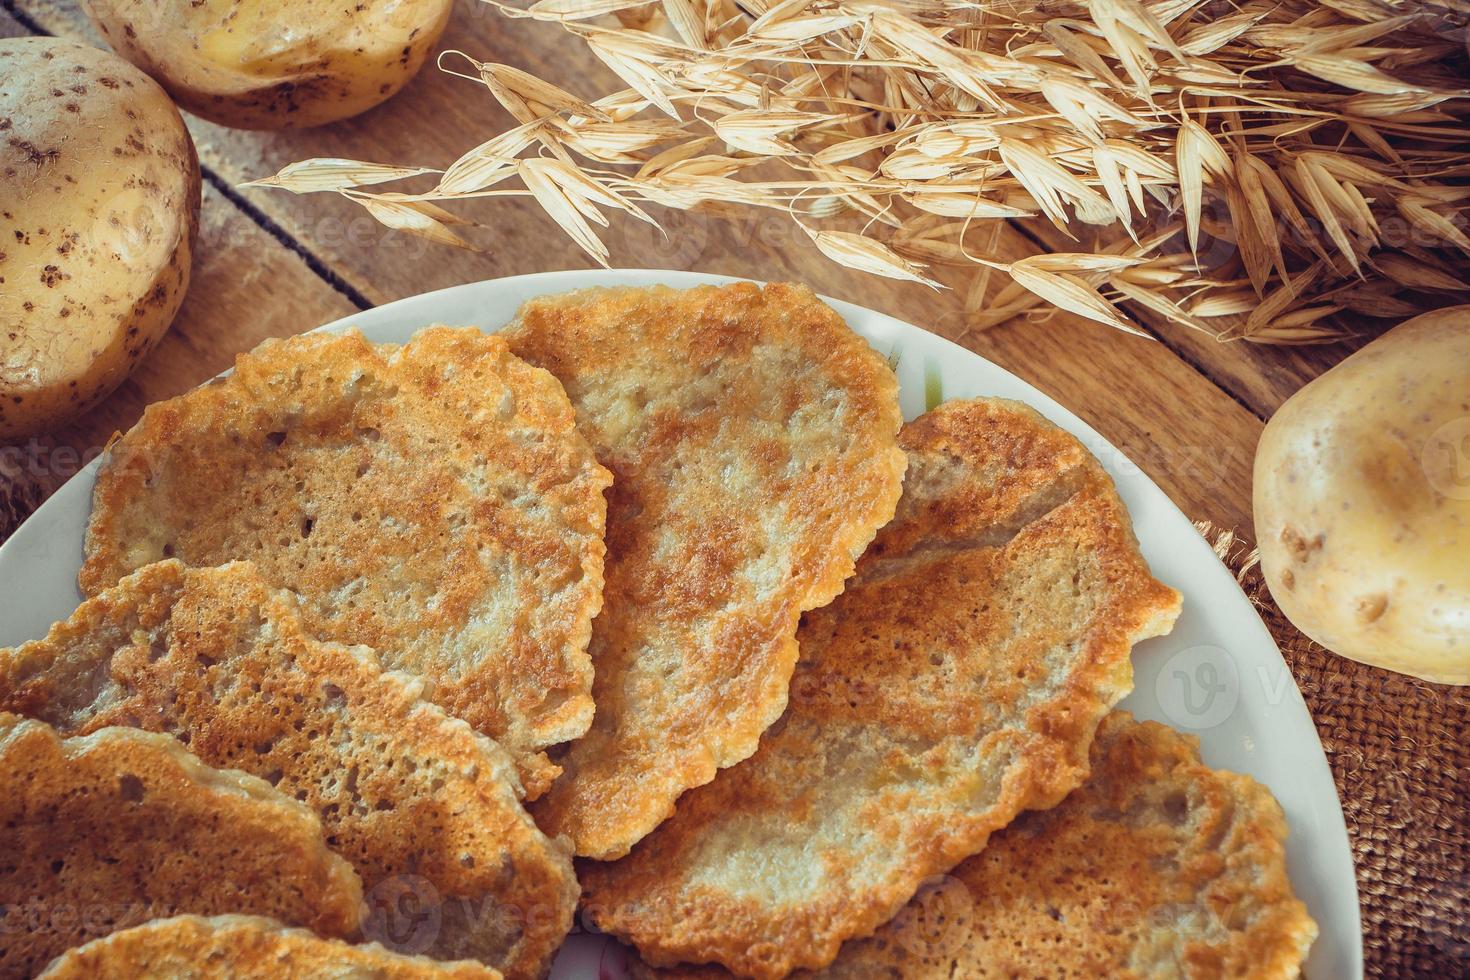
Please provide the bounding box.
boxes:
[12,0,1263,533]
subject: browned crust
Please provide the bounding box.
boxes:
[507,283,906,859]
[0,560,579,979]
[37,915,501,979]
[901,712,1320,980]
[580,398,1182,978]
[0,717,363,980]
[631,713,1316,980]
[78,327,610,798]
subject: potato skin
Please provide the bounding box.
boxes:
[0,38,200,442]
[1254,307,1470,685]
[83,0,454,130]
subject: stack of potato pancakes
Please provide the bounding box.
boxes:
[0,283,1316,980]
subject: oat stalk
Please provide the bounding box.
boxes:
[249,0,1470,342]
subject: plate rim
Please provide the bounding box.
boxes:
[0,268,1363,978]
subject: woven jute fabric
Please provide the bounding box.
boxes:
[1199,526,1469,979]
[0,469,1463,977]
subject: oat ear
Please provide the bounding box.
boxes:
[247,0,1470,344]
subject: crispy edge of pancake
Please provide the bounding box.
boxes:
[509,283,906,859]
[0,560,579,980]
[840,711,1318,979]
[77,327,611,798]
[627,713,1316,980]
[0,717,363,979]
[580,398,1183,978]
[37,915,502,980]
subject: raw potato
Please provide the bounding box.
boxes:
[83,0,455,130]
[1255,306,1470,685]
[0,38,199,442]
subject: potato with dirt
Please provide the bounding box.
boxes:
[1254,307,1470,685]
[83,0,455,129]
[0,38,200,441]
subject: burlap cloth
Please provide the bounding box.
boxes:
[1197,525,1469,979]
[1,465,1463,976]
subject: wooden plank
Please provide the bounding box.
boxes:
[1135,324,1370,421]
[12,0,1263,533]
[18,0,1011,321]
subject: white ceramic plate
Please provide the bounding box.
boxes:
[0,269,1361,978]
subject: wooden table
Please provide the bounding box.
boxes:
[5,0,1380,539]
[3,1,1453,974]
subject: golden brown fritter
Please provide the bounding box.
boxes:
[633,713,1316,980]
[0,561,578,979]
[505,283,906,859]
[37,915,501,980]
[0,717,363,980]
[79,327,610,798]
[581,398,1182,978]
